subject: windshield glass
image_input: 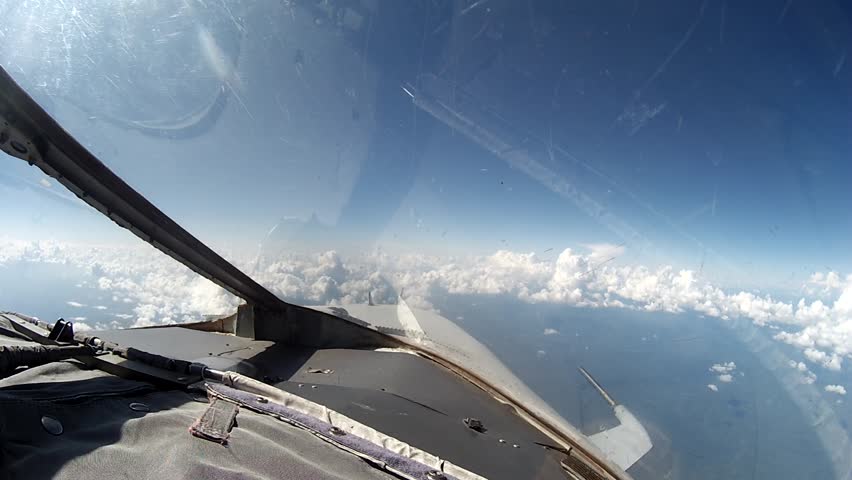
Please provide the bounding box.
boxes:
[2,1,851,478]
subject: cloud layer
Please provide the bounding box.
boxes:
[3,239,852,388]
[1,239,240,329]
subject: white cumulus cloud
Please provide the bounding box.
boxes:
[709,362,737,374]
[825,385,847,395]
[74,322,93,332]
[789,360,808,372]
[801,348,844,371]
[709,362,737,384]
[787,360,817,384]
[543,328,559,336]
[66,301,85,308]
[707,384,718,392]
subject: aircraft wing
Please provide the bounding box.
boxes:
[589,405,654,472]
[312,298,654,473]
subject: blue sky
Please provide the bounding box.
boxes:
[1,0,850,293]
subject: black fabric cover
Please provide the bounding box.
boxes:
[0,361,396,480]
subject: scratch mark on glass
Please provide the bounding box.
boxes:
[833,51,846,77]
[777,0,792,24]
[460,0,491,17]
[639,0,707,95]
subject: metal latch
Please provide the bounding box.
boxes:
[463,417,487,433]
[48,318,75,342]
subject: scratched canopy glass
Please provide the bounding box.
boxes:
[2,1,852,479]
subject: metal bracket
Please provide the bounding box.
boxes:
[0,114,44,165]
[47,318,75,342]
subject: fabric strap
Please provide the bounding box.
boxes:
[190,396,239,445]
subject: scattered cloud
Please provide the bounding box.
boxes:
[70,316,87,321]
[790,360,817,385]
[39,178,51,188]
[787,360,818,384]
[710,362,737,374]
[543,328,559,336]
[94,305,108,310]
[709,362,737,384]
[707,384,718,392]
[66,301,85,308]
[536,350,547,358]
[789,360,808,372]
[802,372,817,384]
[825,385,847,396]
